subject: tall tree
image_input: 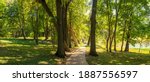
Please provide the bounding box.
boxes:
[89,0,98,56]
[113,0,122,51]
[38,0,65,57]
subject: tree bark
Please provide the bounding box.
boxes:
[89,0,98,56]
[62,0,72,51]
[55,0,65,58]
[124,33,130,52]
[124,19,132,52]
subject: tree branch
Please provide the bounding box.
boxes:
[39,0,55,21]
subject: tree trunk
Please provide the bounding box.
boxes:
[120,0,127,52]
[62,6,70,52]
[113,0,122,51]
[21,14,26,40]
[109,37,113,52]
[120,20,126,51]
[55,0,65,58]
[40,0,66,57]
[124,34,130,52]
[124,12,132,52]
[106,0,113,52]
[68,9,72,48]
[87,36,90,46]
[35,5,39,45]
[44,17,49,40]
[89,0,98,56]
[124,23,131,52]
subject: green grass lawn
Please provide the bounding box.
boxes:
[1,38,150,65]
[0,38,65,65]
[86,47,150,65]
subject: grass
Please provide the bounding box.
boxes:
[0,38,65,65]
[1,38,150,65]
[86,47,150,65]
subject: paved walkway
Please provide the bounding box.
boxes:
[65,47,88,65]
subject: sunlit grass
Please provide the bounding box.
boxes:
[86,46,150,65]
[130,48,150,54]
[0,38,64,65]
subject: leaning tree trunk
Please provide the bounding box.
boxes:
[89,0,98,56]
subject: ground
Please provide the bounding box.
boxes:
[86,52,150,65]
[65,47,88,65]
[0,38,150,65]
[0,38,64,65]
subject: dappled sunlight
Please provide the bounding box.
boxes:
[0,40,12,44]
[0,38,60,65]
[38,61,49,65]
[86,51,150,65]
[130,48,150,54]
[0,60,8,64]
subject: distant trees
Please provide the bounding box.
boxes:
[96,0,150,52]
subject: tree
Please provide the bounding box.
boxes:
[39,0,66,57]
[89,0,98,56]
[113,0,122,51]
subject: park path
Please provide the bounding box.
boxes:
[65,47,88,65]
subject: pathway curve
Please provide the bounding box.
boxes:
[65,47,88,65]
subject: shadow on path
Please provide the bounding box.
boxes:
[65,47,88,65]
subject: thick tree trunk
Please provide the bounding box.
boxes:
[40,0,66,57]
[62,1,73,51]
[55,0,65,58]
[89,0,98,56]
[62,6,70,52]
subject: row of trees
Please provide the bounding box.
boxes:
[92,0,150,54]
[0,0,150,57]
[0,0,89,57]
